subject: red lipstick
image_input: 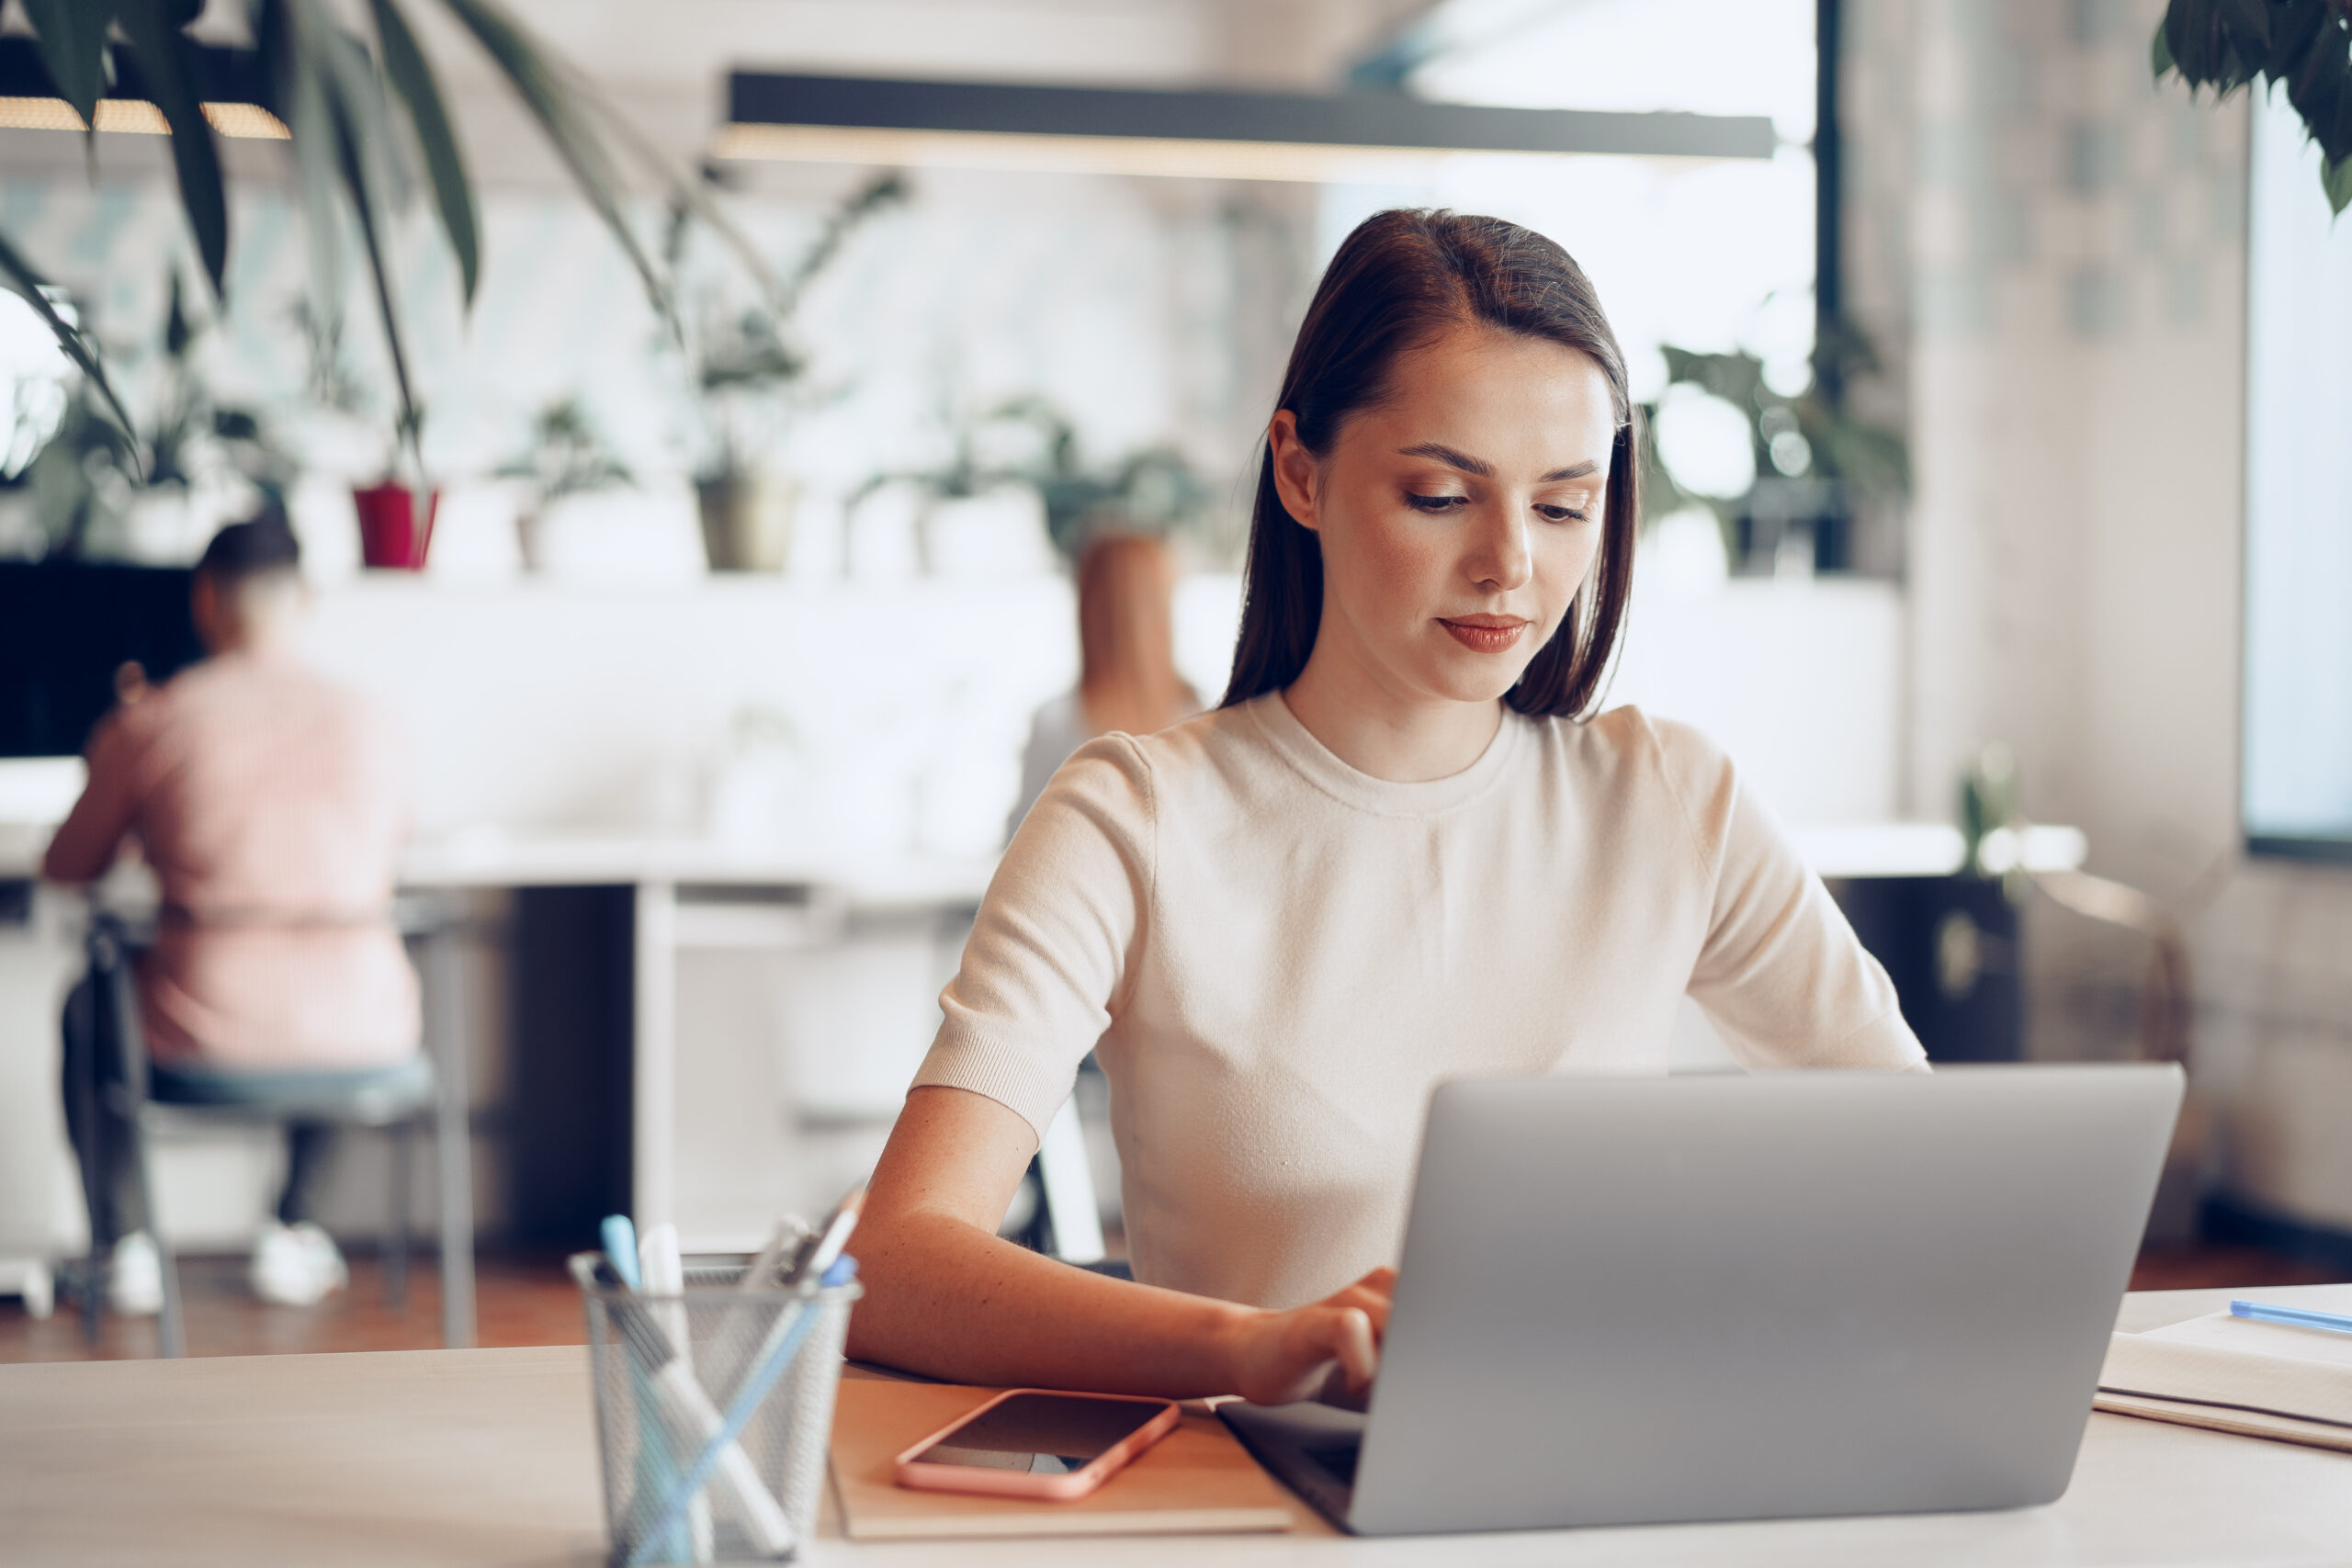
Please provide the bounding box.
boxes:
[1438,616,1529,653]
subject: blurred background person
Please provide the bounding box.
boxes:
[42,509,418,1313]
[1010,531,1200,834]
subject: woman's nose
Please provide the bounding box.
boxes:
[1465,502,1534,592]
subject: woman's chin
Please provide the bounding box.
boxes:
[1417,654,1535,706]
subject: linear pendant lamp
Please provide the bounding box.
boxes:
[0,39,287,139]
[718,73,1777,182]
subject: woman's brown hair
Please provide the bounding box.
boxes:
[1220,209,1638,719]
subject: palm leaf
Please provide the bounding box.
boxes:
[19,0,113,130]
[579,90,785,307]
[432,0,673,326]
[372,0,481,306]
[115,0,229,299]
[0,230,141,459]
[312,13,426,473]
[258,0,350,364]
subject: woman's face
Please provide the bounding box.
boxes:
[1272,324,1617,708]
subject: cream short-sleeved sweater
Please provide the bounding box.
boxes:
[913,692,1926,1310]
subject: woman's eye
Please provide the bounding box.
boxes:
[1406,492,1468,513]
[1536,504,1590,524]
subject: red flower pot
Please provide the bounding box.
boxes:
[353,482,440,570]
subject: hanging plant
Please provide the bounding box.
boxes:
[2154,0,2352,213]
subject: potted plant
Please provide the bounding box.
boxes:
[278,299,435,572]
[1640,318,1910,577]
[22,269,285,562]
[498,396,635,573]
[851,395,1213,580]
[0,0,776,515]
[667,172,907,573]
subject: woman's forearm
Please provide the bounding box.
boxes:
[845,1207,1254,1397]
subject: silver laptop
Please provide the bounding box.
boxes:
[1222,1065,2183,1536]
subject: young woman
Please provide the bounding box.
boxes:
[848,210,1925,1405]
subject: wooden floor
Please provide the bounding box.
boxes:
[0,1241,2335,1365]
[0,1250,587,1363]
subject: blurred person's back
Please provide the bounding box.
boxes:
[1012,532,1198,833]
[44,515,417,1066]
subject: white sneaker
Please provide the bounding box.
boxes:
[107,1231,164,1316]
[251,1221,348,1307]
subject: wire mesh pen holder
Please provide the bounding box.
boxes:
[572,1252,859,1565]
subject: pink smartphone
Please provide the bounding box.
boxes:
[893,1388,1182,1501]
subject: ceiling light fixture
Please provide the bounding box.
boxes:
[716,73,1775,182]
[0,96,288,139]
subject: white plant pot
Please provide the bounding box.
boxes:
[517,483,705,585]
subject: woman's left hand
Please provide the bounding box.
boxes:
[1216,1266,1397,1409]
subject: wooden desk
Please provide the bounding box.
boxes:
[5,1286,2349,1566]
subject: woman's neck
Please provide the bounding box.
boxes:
[1280,635,1503,784]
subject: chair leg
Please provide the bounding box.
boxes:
[67,979,105,1345]
[427,921,476,1348]
[129,1114,185,1359]
[385,1122,413,1312]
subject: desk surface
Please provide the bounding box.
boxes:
[2,1286,2347,1567]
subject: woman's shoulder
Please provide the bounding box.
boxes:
[1523,703,1733,788]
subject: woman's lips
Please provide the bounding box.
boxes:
[1438,617,1529,653]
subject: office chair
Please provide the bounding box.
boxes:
[69,903,476,1356]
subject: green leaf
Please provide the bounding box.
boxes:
[0,230,141,458]
[311,10,427,473]
[258,0,350,357]
[19,1,114,129]
[2221,0,2269,57]
[433,0,674,325]
[2283,6,2352,166]
[2153,17,2177,79]
[164,265,191,358]
[2326,153,2352,217]
[115,0,229,299]
[580,91,786,308]
[371,0,481,306]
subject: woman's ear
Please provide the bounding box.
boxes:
[1268,410,1321,532]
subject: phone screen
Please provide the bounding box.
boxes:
[910,1393,1169,1476]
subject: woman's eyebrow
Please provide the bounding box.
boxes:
[1396,442,1600,484]
[1396,441,1492,476]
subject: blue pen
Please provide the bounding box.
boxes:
[602,1214,643,1290]
[601,1215,693,1562]
[627,1256,858,1568]
[2230,1299,2352,1336]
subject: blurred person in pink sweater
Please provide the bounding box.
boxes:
[44,509,418,1312]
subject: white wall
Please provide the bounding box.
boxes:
[1849,0,2352,1235]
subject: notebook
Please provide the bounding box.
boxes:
[2097,1292,2352,1451]
[827,1377,1301,1540]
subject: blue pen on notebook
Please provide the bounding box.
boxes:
[2231,1299,2352,1336]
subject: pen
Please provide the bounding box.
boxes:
[600,1214,688,1562]
[638,1224,713,1564]
[593,1258,799,1558]
[601,1214,642,1289]
[791,1184,865,1286]
[739,1216,808,1292]
[2230,1299,2352,1336]
[629,1255,858,1568]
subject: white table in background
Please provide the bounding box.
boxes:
[2,1285,2346,1566]
[397,832,998,1247]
